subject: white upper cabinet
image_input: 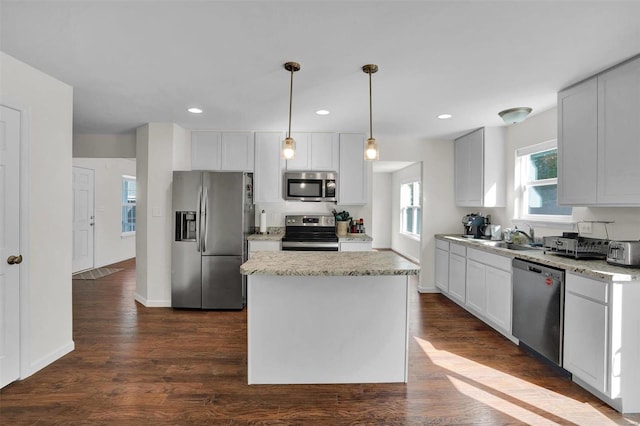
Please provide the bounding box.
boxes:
[454,127,505,207]
[597,58,640,205]
[558,55,640,206]
[338,133,368,205]
[254,132,285,203]
[558,78,598,205]
[286,132,339,171]
[191,131,254,171]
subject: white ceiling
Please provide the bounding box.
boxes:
[2,1,640,142]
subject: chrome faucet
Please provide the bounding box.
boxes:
[512,225,535,244]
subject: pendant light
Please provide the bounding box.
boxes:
[362,64,379,160]
[282,61,301,160]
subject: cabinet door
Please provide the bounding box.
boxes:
[338,133,368,205]
[557,78,598,205]
[597,58,640,205]
[448,253,466,304]
[310,133,339,171]
[285,132,311,170]
[435,248,449,292]
[564,291,608,394]
[485,266,512,333]
[254,132,285,203]
[455,129,483,207]
[465,258,485,315]
[191,131,222,170]
[221,132,254,171]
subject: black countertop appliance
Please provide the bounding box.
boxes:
[463,213,487,239]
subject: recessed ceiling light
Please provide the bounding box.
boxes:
[187,107,203,114]
[315,109,330,115]
[437,114,452,120]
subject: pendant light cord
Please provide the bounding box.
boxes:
[288,68,294,139]
[368,70,373,140]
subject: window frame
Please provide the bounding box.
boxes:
[515,140,573,224]
[400,180,421,239]
[121,175,136,237]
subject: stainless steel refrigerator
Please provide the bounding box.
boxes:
[171,171,254,309]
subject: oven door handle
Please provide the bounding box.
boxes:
[281,241,339,250]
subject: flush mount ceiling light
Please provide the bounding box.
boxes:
[315,109,330,115]
[187,107,203,114]
[437,114,452,120]
[363,64,379,161]
[499,107,532,124]
[282,61,301,160]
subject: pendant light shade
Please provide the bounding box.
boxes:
[362,64,379,161]
[282,62,301,160]
[498,107,532,124]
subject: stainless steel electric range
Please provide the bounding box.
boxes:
[281,215,339,251]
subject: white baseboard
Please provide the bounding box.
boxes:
[24,340,75,380]
[417,284,440,294]
[135,293,171,308]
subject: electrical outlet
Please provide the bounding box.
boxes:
[579,222,593,234]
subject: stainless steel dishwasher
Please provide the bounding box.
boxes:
[512,258,565,366]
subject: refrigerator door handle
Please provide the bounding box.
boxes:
[202,186,209,252]
[196,185,203,252]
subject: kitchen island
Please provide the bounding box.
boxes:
[240,251,420,385]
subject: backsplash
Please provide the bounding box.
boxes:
[255,201,369,228]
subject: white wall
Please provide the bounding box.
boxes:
[390,163,421,262]
[0,52,74,376]
[379,138,464,292]
[73,133,136,158]
[491,107,640,241]
[371,173,392,248]
[72,158,136,267]
[135,123,179,307]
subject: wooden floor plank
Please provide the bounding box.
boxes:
[1,258,639,425]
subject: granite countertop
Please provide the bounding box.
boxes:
[247,227,285,241]
[240,251,420,276]
[436,234,640,282]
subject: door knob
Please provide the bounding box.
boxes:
[7,255,23,265]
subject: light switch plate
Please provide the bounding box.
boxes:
[152,207,162,217]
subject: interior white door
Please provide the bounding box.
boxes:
[0,105,22,388]
[72,167,95,273]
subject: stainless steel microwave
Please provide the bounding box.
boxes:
[283,171,337,202]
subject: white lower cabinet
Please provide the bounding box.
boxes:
[466,259,486,315]
[465,248,512,336]
[435,240,449,292]
[563,273,608,394]
[563,272,640,413]
[339,241,372,251]
[448,243,466,304]
[436,239,513,338]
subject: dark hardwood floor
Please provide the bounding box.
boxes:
[1,258,639,425]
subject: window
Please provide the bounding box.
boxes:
[122,176,136,235]
[401,181,421,237]
[517,141,572,220]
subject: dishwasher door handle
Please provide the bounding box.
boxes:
[528,266,543,274]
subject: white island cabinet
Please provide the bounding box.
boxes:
[241,251,419,384]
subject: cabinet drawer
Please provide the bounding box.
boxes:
[436,239,450,251]
[450,243,466,257]
[566,273,608,304]
[248,240,281,252]
[468,247,511,271]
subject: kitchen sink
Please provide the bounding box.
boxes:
[474,240,542,251]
